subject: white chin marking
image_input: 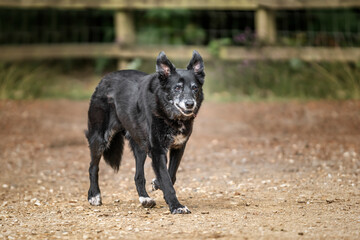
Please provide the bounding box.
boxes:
[139,197,156,208]
[89,194,102,206]
[174,104,194,117]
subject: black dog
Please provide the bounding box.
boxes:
[86,51,204,214]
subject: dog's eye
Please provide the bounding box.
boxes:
[174,85,182,91]
[191,85,198,92]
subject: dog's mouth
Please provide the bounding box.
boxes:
[175,103,194,117]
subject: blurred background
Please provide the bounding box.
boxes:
[0,0,360,100]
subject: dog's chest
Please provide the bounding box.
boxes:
[172,133,188,146]
[170,123,189,148]
[154,119,192,150]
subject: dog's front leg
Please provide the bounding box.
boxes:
[151,149,191,214]
[152,144,186,191]
[168,144,186,185]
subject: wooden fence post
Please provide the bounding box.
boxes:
[114,10,135,69]
[255,7,277,44]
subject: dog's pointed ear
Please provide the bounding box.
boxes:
[156,51,176,80]
[187,50,205,84]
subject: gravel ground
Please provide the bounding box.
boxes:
[0,100,359,239]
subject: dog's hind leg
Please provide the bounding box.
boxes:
[86,97,109,206]
[130,139,156,208]
[87,132,103,206]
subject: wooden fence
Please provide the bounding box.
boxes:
[0,0,360,67]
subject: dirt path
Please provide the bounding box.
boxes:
[0,100,359,239]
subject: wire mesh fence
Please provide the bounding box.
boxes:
[134,10,255,45]
[0,8,359,47]
[0,8,114,44]
[277,9,360,47]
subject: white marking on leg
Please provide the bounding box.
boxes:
[88,194,102,206]
[172,206,191,214]
[139,197,156,208]
[139,197,151,204]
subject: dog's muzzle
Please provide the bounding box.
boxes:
[175,99,196,117]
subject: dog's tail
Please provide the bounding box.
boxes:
[103,132,124,172]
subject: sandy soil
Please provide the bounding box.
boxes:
[0,100,359,239]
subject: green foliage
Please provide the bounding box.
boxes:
[307,9,360,47]
[308,9,359,33]
[205,60,360,101]
[144,9,191,22]
[136,9,206,45]
[0,61,105,100]
[208,38,232,57]
[0,63,51,99]
[1,60,360,101]
[184,24,206,45]
[0,9,115,44]
[95,57,112,75]
[278,9,360,47]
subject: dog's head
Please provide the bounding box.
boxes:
[156,50,205,120]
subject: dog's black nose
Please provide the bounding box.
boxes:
[185,100,194,109]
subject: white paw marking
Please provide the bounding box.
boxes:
[139,197,156,208]
[88,194,102,206]
[139,197,152,204]
[172,206,191,214]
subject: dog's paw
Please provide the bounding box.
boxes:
[171,206,191,214]
[139,197,156,208]
[88,193,102,206]
[151,178,161,191]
